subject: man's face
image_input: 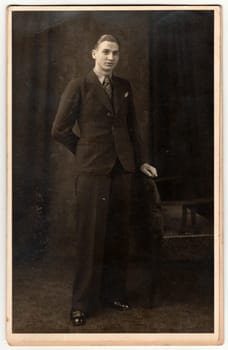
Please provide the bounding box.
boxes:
[92,41,120,74]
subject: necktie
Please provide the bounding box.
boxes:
[103,76,112,99]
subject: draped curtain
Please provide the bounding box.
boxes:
[148,11,214,200]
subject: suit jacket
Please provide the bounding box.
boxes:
[52,70,149,175]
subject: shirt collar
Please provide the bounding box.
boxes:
[93,68,112,84]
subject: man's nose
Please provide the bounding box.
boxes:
[107,52,114,60]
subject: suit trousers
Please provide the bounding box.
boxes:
[72,160,132,312]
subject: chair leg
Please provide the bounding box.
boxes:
[180,205,187,233]
[191,207,197,232]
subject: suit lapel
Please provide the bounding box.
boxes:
[87,71,113,112]
[112,75,125,114]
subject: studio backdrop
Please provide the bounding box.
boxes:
[12,10,214,259]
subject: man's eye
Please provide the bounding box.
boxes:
[103,50,109,54]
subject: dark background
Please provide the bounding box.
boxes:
[12,10,214,260]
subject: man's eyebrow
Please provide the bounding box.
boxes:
[102,49,119,53]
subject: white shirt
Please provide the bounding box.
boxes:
[93,68,112,85]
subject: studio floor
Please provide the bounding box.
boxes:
[12,257,213,334]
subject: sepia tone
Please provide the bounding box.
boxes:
[7,5,223,346]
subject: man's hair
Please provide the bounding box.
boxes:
[94,34,120,49]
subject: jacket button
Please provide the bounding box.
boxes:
[107,112,112,117]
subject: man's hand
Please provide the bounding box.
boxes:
[140,163,158,178]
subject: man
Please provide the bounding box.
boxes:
[52,34,158,326]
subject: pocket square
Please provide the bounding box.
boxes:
[124,91,129,98]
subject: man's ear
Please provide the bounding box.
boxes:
[92,49,96,60]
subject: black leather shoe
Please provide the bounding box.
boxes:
[108,300,130,311]
[70,309,86,326]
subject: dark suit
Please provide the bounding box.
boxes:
[52,70,149,312]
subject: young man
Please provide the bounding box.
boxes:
[52,34,158,326]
